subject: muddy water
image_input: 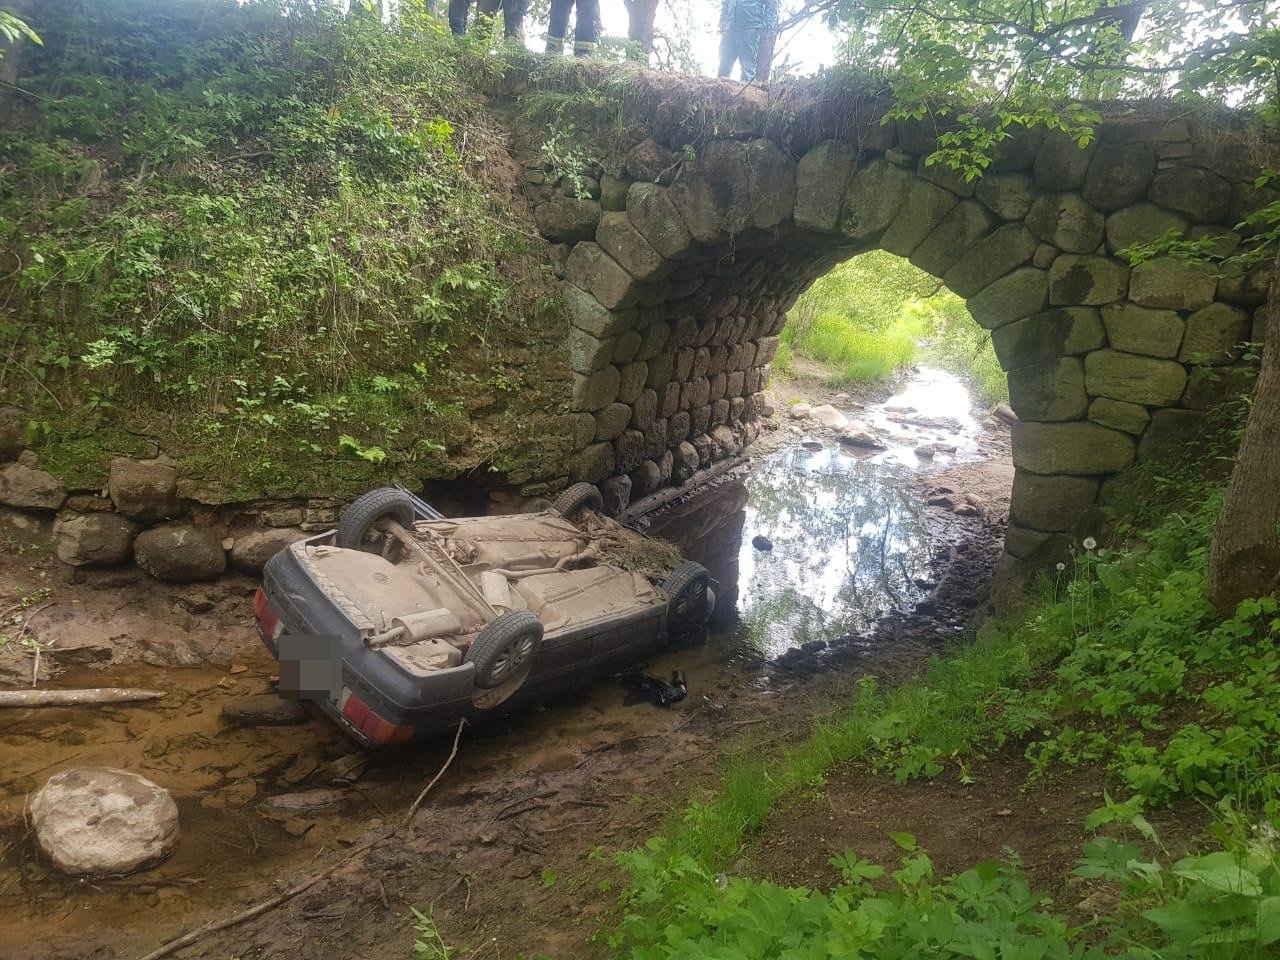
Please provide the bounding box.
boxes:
[1,367,1000,959]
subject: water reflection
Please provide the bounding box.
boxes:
[652,367,982,661]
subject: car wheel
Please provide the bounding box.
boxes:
[335,487,416,550]
[663,561,710,626]
[550,482,603,520]
[467,611,544,689]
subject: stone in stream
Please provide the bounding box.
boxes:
[221,693,307,726]
[30,767,179,876]
[838,423,887,449]
[751,534,773,551]
[809,404,848,431]
[260,789,347,814]
[788,402,812,419]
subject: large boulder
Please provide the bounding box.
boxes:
[880,180,958,256]
[1149,166,1231,223]
[943,224,1038,298]
[1088,397,1150,435]
[625,138,680,184]
[0,451,66,510]
[1179,303,1251,365]
[1026,194,1104,253]
[596,212,667,282]
[133,524,227,581]
[1105,203,1189,254]
[54,513,137,567]
[840,159,912,241]
[565,243,640,310]
[967,268,1049,330]
[1010,471,1100,532]
[1138,409,1205,462]
[1007,357,1088,421]
[1082,143,1154,212]
[974,172,1034,221]
[795,141,858,232]
[107,458,180,523]
[30,768,179,876]
[0,405,24,463]
[229,528,308,574]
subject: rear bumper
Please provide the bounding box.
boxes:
[258,536,477,745]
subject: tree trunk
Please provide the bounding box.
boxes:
[622,0,659,59]
[1208,247,1280,611]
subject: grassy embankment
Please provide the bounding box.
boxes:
[777,251,1009,405]
[607,441,1280,958]
[0,0,566,501]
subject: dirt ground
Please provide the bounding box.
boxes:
[0,377,1025,960]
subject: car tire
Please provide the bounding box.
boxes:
[335,487,416,550]
[663,561,711,627]
[467,611,543,689]
[550,482,603,520]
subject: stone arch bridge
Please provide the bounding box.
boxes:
[512,71,1275,582]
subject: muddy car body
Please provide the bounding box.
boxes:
[254,485,711,747]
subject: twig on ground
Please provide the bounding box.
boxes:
[405,718,466,828]
[0,688,166,708]
[135,828,396,960]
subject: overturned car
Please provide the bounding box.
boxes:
[253,484,712,747]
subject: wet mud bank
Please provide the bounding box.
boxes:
[1,368,1012,960]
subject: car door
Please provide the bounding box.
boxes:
[585,606,666,676]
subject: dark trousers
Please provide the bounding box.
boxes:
[718,27,764,82]
[448,0,526,38]
[547,0,601,54]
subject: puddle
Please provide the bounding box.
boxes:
[652,366,988,660]
[0,366,1004,959]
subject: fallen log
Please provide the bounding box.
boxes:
[0,688,166,707]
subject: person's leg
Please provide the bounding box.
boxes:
[738,27,762,82]
[502,0,526,39]
[447,0,470,34]
[573,0,601,56]
[717,29,740,78]
[546,0,571,52]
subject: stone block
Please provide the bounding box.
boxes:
[1181,364,1256,410]
[1104,203,1189,254]
[881,180,959,257]
[1218,266,1271,307]
[673,441,699,482]
[614,430,646,473]
[617,361,648,404]
[840,159,912,241]
[634,320,671,362]
[1048,254,1129,306]
[668,410,691,444]
[54,513,136,567]
[626,183,693,259]
[1012,420,1135,475]
[566,242,641,310]
[991,307,1104,370]
[1085,349,1187,405]
[673,348,694,382]
[569,328,616,374]
[910,200,995,278]
[1149,165,1231,222]
[1138,409,1204,462]
[669,139,795,240]
[1179,303,1251,365]
[1033,129,1097,191]
[645,353,675,389]
[565,283,636,338]
[1128,259,1217,310]
[571,367,620,412]
[629,389,658,431]
[943,224,1039,298]
[670,315,699,350]
[629,460,662,498]
[660,380,681,418]
[569,413,596,449]
[692,347,711,378]
[1026,194,1104,254]
[727,370,746,397]
[1100,302,1184,358]
[1010,471,1100,532]
[1082,142,1154,211]
[691,404,711,435]
[658,450,674,484]
[974,172,1034,221]
[991,126,1045,172]
[599,475,632,516]
[1032,243,1059,269]
[134,525,226,581]
[533,197,601,241]
[626,138,679,184]
[709,372,728,402]
[575,442,615,483]
[755,336,780,364]
[710,398,730,427]
[1088,397,1149,435]
[597,212,667,282]
[107,458,176,522]
[1007,357,1088,421]
[594,402,632,441]
[600,173,630,211]
[644,420,668,459]
[692,433,715,466]
[1005,522,1051,561]
[967,268,1049,330]
[795,141,858,232]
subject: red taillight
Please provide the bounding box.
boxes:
[253,586,281,640]
[338,689,414,745]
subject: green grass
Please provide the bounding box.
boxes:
[1,0,566,497]
[782,311,922,386]
[608,457,1280,958]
